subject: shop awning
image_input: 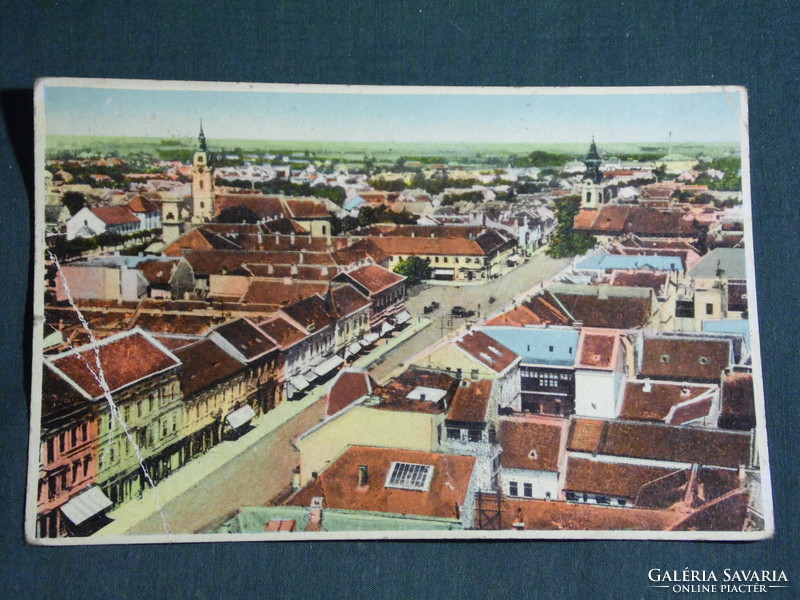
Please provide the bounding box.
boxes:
[60,486,112,526]
[380,321,395,335]
[362,332,380,345]
[508,253,521,263]
[289,375,310,392]
[313,355,344,377]
[433,268,455,275]
[226,405,256,429]
[347,342,363,355]
[395,310,411,325]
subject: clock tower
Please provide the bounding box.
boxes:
[191,122,214,223]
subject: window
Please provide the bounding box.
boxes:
[322,226,327,235]
[675,300,694,318]
[706,303,714,315]
[698,356,709,365]
[83,456,91,477]
[468,429,482,443]
[81,422,88,441]
[523,483,533,498]
[59,433,65,453]
[71,428,78,447]
[447,428,460,440]
[385,462,434,491]
[72,460,80,483]
[46,437,55,463]
[509,481,518,497]
[660,354,671,363]
[443,257,448,263]
[617,499,627,506]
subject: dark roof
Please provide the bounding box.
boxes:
[719,373,756,431]
[640,337,730,382]
[620,382,716,422]
[328,284,371,318]
[174,338,246,395]
[41,364,94,432]
[554,293,652,329]
[213,318,278,360]
[49,330,179,398]
[446,380,492,423]
[669,490,750,532]
[500,418,564,472]
[565,458,686,501]
[241,280,329,306]
[611,272,668,294]
[373,367,458,415]
[257,316,307,349]
[137,260,177,285]
[567,418,752,468]
[281,294,336,332]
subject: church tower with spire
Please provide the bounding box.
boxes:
[581,137,605,209]
[191,121,214,223]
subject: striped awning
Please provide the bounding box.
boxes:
[395,310,411,325]
[362,332,380,345]
[61,486,112,526]
[313,355,345,377]
[226,405,256,429]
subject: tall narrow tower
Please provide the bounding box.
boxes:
[191,122,214,223]
[581,137,604,209]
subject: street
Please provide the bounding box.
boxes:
[120,250,570,534]
[369,251,571,381]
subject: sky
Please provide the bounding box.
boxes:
[43,82,745,145]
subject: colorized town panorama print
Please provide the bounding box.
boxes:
[28,80,773,543]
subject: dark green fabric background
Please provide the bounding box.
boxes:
[1,2,797,598]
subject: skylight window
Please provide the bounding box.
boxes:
[385,461,434,491]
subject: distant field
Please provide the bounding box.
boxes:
[46,135,739,164]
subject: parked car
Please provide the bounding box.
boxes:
[451,306,473,318]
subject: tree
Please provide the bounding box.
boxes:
[546,195,596,258]
[393,256,431,285]
[217,205,261,224]
[61,191,87,216]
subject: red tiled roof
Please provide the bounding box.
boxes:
[284,198,330,218]
[455,331,519,374]
[287,446,476,520]
[174,338,245,395]
[214,195,287,219]
[565,458,686,500]
[576,330,619,370]
[137,260,177,285]
[369,236,486,257]
[127,195,159,213]
[573,209,599,230]
[500,418,564,472]
[373,367,458,415]
[610,272,668,293]
[447,380,492,423]
[325,370,375,417]
[620,381,716,422]
[341,265,405,295]
[567,418,752,468]
[332,238,391,266]
[91,205,140,225]
[669,490,750,532]
[241,280,328,306]
[670,396,714,426]
[501,498,679,531]
[50,330,179,398]
[640,338,730,382]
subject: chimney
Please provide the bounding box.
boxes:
[274,232,279,243]
[290,232,296,245]
[290,265,298,275]
[299,251,304,264]
[430,232,435,238]
[411,231,415,237]
[308,496,323,526]
[643,378,652,393]
[358,464,369,487]
[267,263,274,275]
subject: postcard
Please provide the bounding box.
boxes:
[28,79,772,543]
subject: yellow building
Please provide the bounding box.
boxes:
[294,367,459,486]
